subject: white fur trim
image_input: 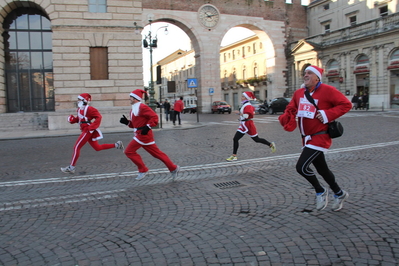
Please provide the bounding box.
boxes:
[305,66,322,81]
[133,136,155,145]
[130,92,142,101]
[243,92,253,100]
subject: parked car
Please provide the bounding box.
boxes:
[268,97,291,114]
[249,99,263,114]
[211,101,232,114]
[183,104,197,114]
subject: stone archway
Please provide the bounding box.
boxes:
[140,7,291,112]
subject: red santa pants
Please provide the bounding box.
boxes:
[70,131,115,166]
[124,139,177,173]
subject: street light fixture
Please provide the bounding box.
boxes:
[141,19,168,111]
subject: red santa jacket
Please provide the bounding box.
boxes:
[68,105,103,141]
[128,102,158,145]
[237,102,257,137]
[279,83,351,151]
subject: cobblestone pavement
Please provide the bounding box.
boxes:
[0,111,399,265]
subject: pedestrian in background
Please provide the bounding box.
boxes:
[226,91,276,162]
[279,65,352,211]
[163,99,171,121]
[357,94,363,110]
[173,96,184,125]
[351,93,358,110]
[120,89,180,180]
[61,93,124,174]
[362,92,369,110]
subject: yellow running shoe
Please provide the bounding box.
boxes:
[226,155,237,162]
[270,142,276,153]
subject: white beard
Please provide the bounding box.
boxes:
[132,102,141,116]
[78,101,85,109]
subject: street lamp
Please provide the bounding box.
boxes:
[141,20,168,111]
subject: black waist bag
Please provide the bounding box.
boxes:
[328,120,344,138]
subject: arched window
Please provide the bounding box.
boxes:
[4,8,53,112]
[356,55,369,65]
[390,49,399,62]
[253,63,258,78]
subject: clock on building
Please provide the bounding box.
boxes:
[198,4,220,28]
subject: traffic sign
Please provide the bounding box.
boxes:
[187,78,198,88]
[209,88,214,95]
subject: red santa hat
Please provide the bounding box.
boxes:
[305,65,324,81]
[130,89,147,101]
[78,93,91,103]
[243,91,255,100]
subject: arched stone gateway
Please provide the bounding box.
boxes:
[0,0,306,130]
[140,1,307,112]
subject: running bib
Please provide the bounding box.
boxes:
[297,97,317,118]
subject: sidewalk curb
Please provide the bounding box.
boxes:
[0,122,205,141]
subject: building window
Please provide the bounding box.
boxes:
[3,7,54,112]
[242,47,245,58]
[379,6,388,17]
[323,4,329,10]
[253,43,256,54]
[324,24,330,34]
[350,16,357,26]
[224,53,226,63]
[90,47,108,80]
[232,50,235,60]
[253,63,258,78]
[89,0,107,13]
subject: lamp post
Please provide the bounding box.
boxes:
[141,20,168,111]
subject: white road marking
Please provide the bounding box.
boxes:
[1,140,398,211]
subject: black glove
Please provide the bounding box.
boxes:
[120,115,129,125]
[141,125,151,135]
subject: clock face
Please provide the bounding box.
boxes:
[198,5,220,28]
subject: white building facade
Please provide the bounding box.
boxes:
[289,0,399,110]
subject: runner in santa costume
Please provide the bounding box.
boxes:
[120,89,180,180]
[61,93,124,174]
[226,91,276,162]
[279,65,352,211]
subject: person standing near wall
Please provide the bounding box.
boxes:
[163,99,171,121]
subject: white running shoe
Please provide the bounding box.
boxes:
[171,165,180,180]
[61,165,75,174]
[135,172,148,180]
[332,191,349,211]
[316,188,329,211]
[116,141,124,150]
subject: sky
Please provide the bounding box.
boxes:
[142,25,255,84]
